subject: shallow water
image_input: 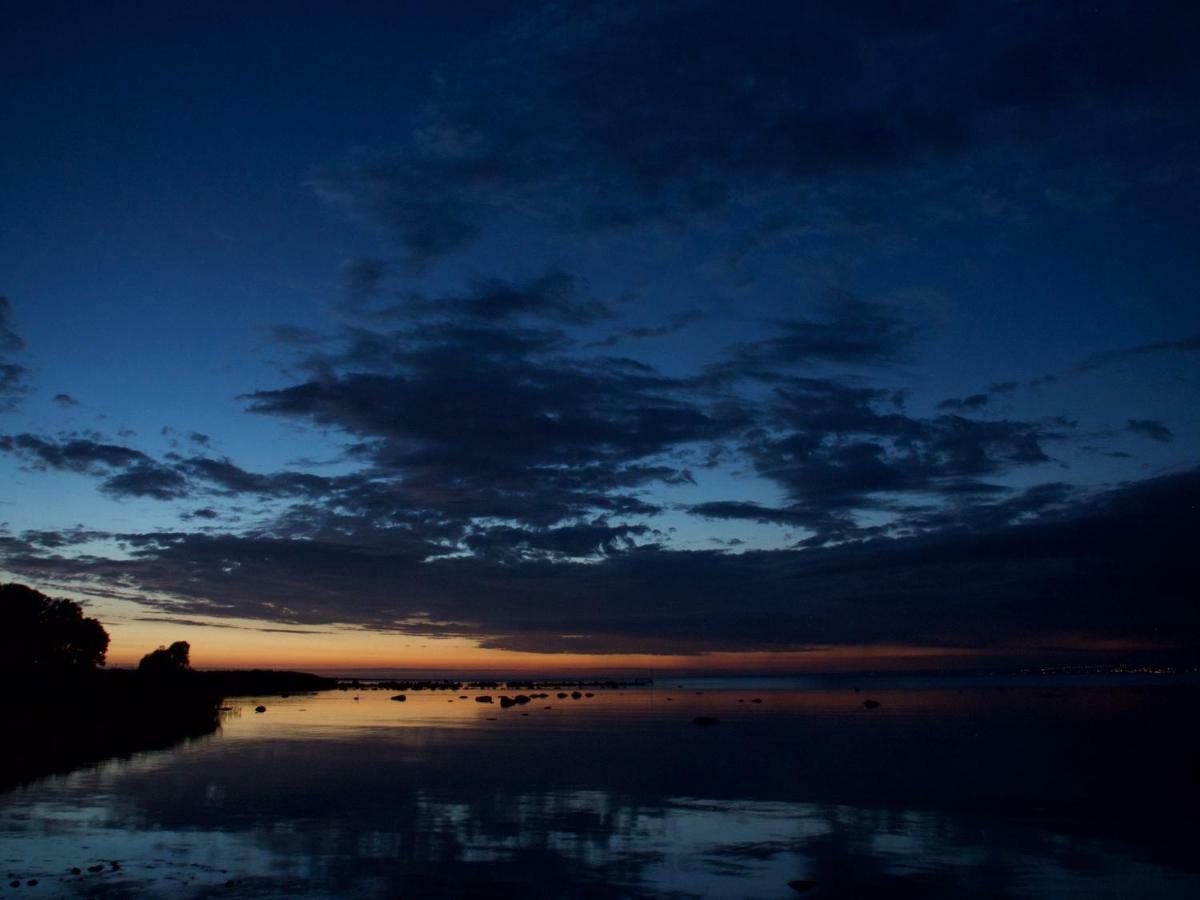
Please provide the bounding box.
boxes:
[2,681,1198,897]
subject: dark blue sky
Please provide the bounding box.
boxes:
[1,2,1197,669]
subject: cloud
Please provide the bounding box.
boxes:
[0,433,148,473]
[1074,336,1200,373]
[0,433,337,504]
[0,281,1119,654]
[342,256,388,299]
[244,318,742,531]
[310,2,1200,263]
[339,270,616,327]
[0,297,24,355]
[3,468,1196,656]
[586,310,702,349]
[179,456,333,499]
[937,393,988,412]
[0,365,28,411]
[689,501,812,527]
[53,393,80,407]
[0,271,1091,567]
[0,280,1072,558]
[99,462,190,501]
[1127,419,1173,443]
[269,324,329,346]
[0,298,30,411]
[12,527,109,551]
[462,520,652,562]
[707,297,918,381]
[131,616,329,635]
[689,376,1066,542]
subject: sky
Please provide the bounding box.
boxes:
[1,1,1197,673]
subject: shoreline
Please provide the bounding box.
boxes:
[2,668,336,792]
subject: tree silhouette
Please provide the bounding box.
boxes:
[0,582,109,671]
[138,640,192,675]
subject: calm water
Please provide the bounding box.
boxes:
[2,679,1198,898]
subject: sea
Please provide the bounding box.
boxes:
[2,674,1198,898]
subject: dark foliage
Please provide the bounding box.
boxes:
[138,640,192,675]
[0,583,334,791]
[0,582,109,671]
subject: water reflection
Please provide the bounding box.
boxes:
[2,685,1197,897]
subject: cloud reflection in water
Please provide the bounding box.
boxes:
[1,685,1197,897]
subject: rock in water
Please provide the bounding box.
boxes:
[862,699,881,710]
[693,716,719,726]
[475,696,493,703]
[255,705,267,713]
[391,694,407,702]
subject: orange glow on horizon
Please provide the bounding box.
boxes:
[98,613,1101,676]
[80,598,1174,677]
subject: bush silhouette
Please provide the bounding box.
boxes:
[138,641,192,675]
[0,582,109,671]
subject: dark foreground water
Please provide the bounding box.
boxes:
[2,678,1198,898]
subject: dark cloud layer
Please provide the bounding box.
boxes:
[244,314,742,536]
[0,433,333,503]
[1127,419,1173,443]
[0,298,30,411]
[1076,336,1200,374]
[3,469,1196,656]
[1,433,148,473]
[313,1,1200,264]
[337,270,615,328]
[707,297,918,380]
[691,375,1067,543]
